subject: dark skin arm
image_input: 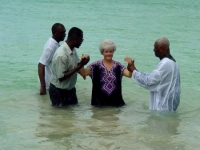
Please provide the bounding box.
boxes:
[59,57,90,82]
[127,61,137,72]
[38,63,46,95]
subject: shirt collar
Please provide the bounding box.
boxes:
[160,53,176,62]
[64,42,76,55]
[50,37,59,46]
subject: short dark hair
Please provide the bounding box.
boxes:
[51,23,64,34]
[68,27,83,39]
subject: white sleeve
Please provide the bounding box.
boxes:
[131,61,167,91]
[39,47,55,65]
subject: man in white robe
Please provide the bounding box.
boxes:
[125,37,180,111]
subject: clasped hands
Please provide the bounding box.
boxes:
[78,55,135,72]
[124,56,136,72]
[78,54,90,67]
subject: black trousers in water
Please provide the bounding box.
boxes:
[49,83,78,107]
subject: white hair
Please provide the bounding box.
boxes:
[99,39,116,53]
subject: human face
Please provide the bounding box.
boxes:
[153,42,162,57]
[102,49,114,60]
[55,26,66,42]
[75,34,84,48]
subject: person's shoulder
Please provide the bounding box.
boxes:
[53,48,66,61]
[89,60,101,66]
[92,60,101,63]
[113,60,125,67]
[45,38,59,49]
[159,58,178,71]
[48,37,58,44]
[55,44,66,54]
[44,37,53,45]
[162,57,176,65]
[114,60,121,63]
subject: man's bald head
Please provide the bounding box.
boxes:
[154,37,170,58]
[155,37,170,51]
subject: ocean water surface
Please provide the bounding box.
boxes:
[0,0,200,150]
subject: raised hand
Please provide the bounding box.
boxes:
[124,57,136,72]
[79,54,90,67]
[124,57,134,65]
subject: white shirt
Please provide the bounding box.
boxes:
[39,37,59,89]
[51,42,80,90]
[132,57,180,111]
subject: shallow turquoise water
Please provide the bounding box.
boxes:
[0,0,200,149]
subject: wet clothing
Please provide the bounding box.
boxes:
[49,83,77,107]
[132,56,180,111]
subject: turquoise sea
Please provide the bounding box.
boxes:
[0,0,200,149]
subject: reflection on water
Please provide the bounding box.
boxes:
[36,106,77,149]
[36,105,127,149]
[35,101,186,150]
[136,112,185,150]
[0,91,198,150]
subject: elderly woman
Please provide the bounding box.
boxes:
[80,39,132,107]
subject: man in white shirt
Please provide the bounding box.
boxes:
[49,27,89,107]
[125,37,180,111]
[38,23,66,95]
